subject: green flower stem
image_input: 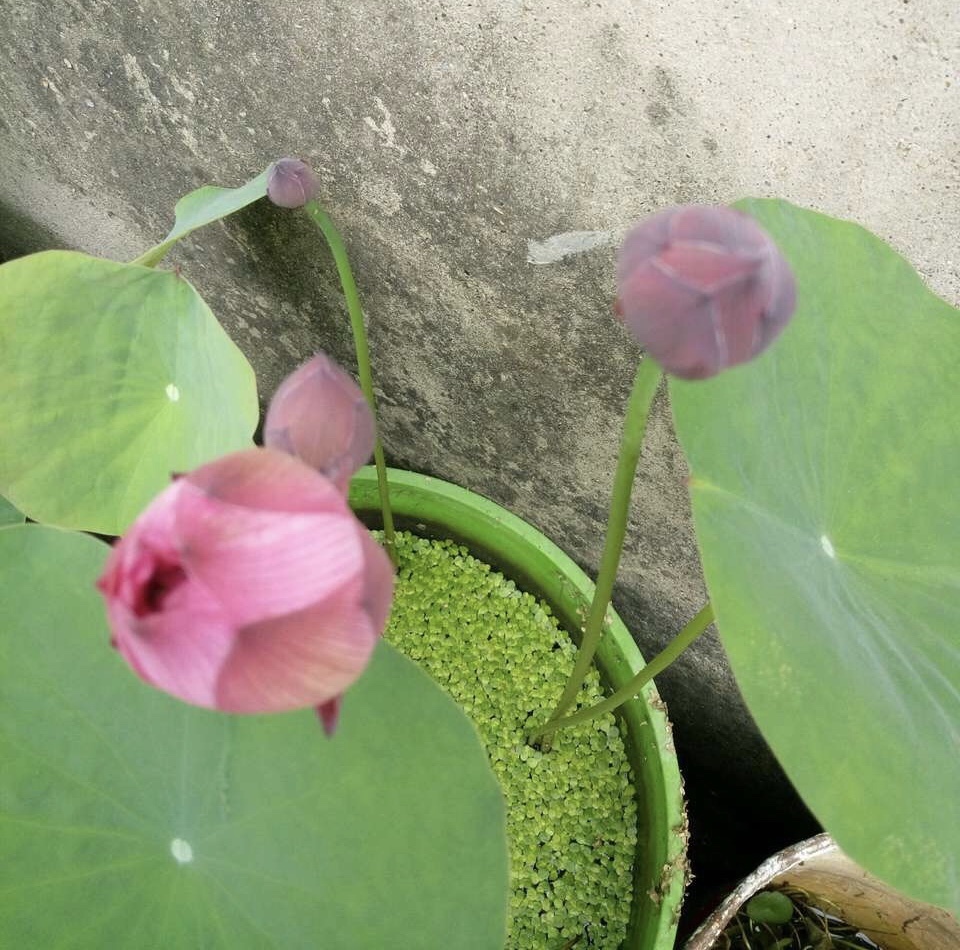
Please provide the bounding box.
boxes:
[304,200,396,561]
[130,244,173,268]
[545,356,662,724]
[530,602,714,741]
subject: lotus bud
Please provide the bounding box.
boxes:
[265,353,376,494]
[266,158,320,208]
[97,448,394,722]
[615,205,796,379]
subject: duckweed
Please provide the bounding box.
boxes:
[381,530,639,950]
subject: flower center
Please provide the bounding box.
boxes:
[135,561,188,617]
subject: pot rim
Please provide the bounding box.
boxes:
[682,832,960,950]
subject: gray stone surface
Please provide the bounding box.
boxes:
[2,0,957,920]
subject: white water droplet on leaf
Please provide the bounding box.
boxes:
[165,383,180,402]
[820,535,836,559]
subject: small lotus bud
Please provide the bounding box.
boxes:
[615,205,796,380]
[266,158,320,208]
[265,352,375,494]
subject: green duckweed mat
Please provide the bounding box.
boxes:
[382,530,638,950]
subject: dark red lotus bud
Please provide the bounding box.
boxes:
[267,158,320,208]
[615,205,796,380]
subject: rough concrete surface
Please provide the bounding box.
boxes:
[1,0,957,928]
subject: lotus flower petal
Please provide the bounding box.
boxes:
[117,582,236,708]
[214,582,380,714]
[184,445,345,514]
[358,525,395,634]
[175,480,363,629]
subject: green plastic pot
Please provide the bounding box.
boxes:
[349,467,687,950]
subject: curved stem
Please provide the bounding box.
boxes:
[545,356,662,723]
[304,200,396,561]
[530,602,714,742]
[130,245,171,268]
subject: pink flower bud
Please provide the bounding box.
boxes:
[616,205,796,379]
[96,448,393,722]
[266,158,320,208]
[264,353,375,494]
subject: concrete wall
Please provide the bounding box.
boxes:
[2,0,957,923]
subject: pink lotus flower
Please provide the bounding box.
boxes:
[616,205,796,379]
[97,448,393,729]
[264,353,375,493]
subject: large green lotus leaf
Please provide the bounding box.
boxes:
[134,168,269,266]
[0,251,258,534]
[0,495,23,526]
[0,525,509,948]
[669,198,960,913]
